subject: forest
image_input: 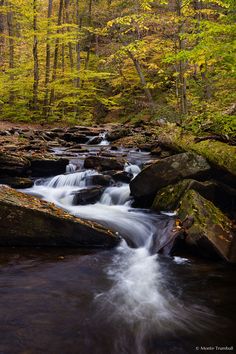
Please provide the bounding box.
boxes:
[0,0,235,136]
[0,1,236,353]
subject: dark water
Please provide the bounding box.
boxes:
[0,248,235,354]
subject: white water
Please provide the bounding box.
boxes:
[24,162,212,352]
[99,131,109,146]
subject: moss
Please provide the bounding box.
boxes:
[178,190,235,262]
[152,179,191,211]
[154,124,236,176]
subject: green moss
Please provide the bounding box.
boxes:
[178,190,235,262]
[154,125,236,176]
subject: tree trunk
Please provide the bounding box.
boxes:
[32,0,39,111]
[49,0,64,105]
[43,0,53,118]
[6,3,14,104]
[176,0,187,115]
[65,0,74,71]
[0,0,5,67]
[128,51,155,112]
[75,0,81,88]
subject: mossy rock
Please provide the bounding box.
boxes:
[152,179,216,211]
[130,152,210,199]
[0,185,119,248]
[155,124,236,177]
[178,190,236,262]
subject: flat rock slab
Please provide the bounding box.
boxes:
[0,186,119,248]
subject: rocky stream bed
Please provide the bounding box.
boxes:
[0,123,236,353]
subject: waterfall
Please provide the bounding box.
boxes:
[124,163,141,177]
[24,161,212,352]
[66,163,77,173]
[99,132,109,146]
[40,170,98,188]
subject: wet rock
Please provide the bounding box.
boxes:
[62,133,89,144]
[28,157,69,177]
[0,185,119,248]
[112,171,133,183]
[130,152,211,199]
[0,152,30,177]
[152,179,217,211]
[86,174,112,187]
[178,190,236,262]
[72,186,104,205]
[84,156,125,171]
[87,136,103,145]
[107,127,131,142]
[0,177,33,189]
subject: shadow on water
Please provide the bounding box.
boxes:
[0,247,235,354]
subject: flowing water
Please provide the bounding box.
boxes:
[0,139,235,354]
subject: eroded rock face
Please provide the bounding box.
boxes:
[84,156,125,171]
[178,190,236,262]
[29,157,69,177]
[0,177,33,189]
[130,152,211,199]
[0,186,119,248]
[0,152,30,177]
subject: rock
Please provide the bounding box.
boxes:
[178,190,236,262]
[84,156,125,171]
[0,177,33,189]
[0,185,119,248]
[0,152,30,177]
[152,179,236,218]
[130,152,211,199]
[87,136,103,145]
[152,179,217,211]
[72,186,104,205]
[150,146,162,156]
[62,132,89,144]
[29,157,69,177]
[107,127,131,141]
[86,174,112,187]
[112,171,133,183]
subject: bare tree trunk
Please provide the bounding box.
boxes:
[32,0,39,111]
[65,0,74,70]
[43,0,53,117]
[176,0,187,115]
[75,0,81,88]
[6,3,14,104]
[128,51,155,112]
[49,0,64,105]
[0,0,5,67]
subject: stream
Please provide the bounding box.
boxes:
[0,136,235,354]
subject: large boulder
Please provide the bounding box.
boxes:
[29,157,69,177]
[0,186,119,248]
[152,179,236,218]
[84,156,125,171]
[152,179,217,211]
[0,152,30,177]
[130,152,211,199]
[178,190,236,262]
